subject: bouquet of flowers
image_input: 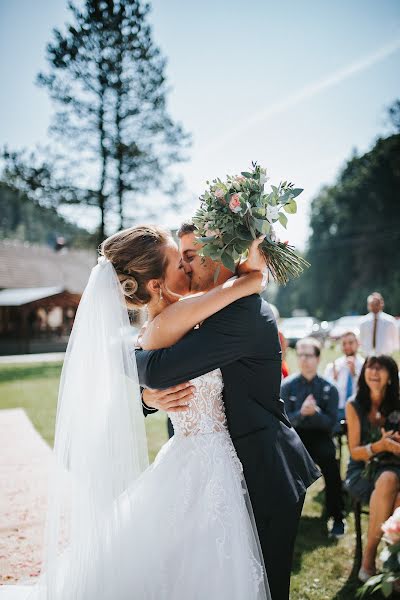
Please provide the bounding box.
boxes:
[359,508,400,597]
[192,162,309,285]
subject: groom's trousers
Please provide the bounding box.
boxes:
[258,494,305,600]
[234,424,310,600]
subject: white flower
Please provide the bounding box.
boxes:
[380,547,391,563]
[266,204,280,222]
[268,225,281,244]
[259,169,268,186]
[205,228,221,238]
[269,226,277,243]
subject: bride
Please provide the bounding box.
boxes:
[1,225,271,600]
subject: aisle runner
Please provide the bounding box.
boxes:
[0,409,51,585]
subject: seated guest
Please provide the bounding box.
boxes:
[281,337,345,538]
[345,354,400,582]
[324,331,364,425]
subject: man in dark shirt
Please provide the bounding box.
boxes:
[281,337,345,538]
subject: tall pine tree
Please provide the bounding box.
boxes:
[37,0,190,242]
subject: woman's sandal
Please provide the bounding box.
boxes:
[358,567,376,583]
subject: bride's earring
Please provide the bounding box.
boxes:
[159,287,163,302]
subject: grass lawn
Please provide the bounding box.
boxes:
[0,362,168,461]
[2,347,399,598]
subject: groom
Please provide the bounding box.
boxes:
[136,223,320,600]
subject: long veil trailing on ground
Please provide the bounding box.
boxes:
[30,257,149,600]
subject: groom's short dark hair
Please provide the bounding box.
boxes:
[177,221,196,238]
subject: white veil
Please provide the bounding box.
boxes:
[32,257,149,599]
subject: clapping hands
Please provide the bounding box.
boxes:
[300,394,318,416]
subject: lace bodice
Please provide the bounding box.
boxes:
[168,369,227,436]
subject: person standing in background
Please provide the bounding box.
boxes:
[324,331,365,425]
[360,292,399,356]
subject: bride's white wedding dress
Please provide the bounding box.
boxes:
[0,368,270,600]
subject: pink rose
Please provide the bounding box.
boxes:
[205,228,221,237]
[229,193,241,214]
[382,514,400,544]
[214,188,225,200]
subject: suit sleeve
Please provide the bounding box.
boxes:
[135,297,256,390]
[140,386,158,417]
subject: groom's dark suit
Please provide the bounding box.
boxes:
[136,295,320,600]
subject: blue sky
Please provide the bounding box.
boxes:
[0,0,399,248]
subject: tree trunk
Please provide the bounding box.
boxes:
[97,92,108,246]
[115,43,124,232]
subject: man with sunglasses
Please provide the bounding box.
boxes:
[281,337,345,538]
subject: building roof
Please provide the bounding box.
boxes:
[0,287,65,306]
[0,240,96,293]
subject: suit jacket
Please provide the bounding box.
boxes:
[136,295,319,519]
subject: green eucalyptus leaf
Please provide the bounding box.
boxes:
[261,220,271,234]
[278,212,288,228]
[213,265,221,283]
[253,207,266,218]
[237,227,254,241]
[278,190,292,203]
[291,188,304,198]
[382,579,393,598]
[221,251,236,272]
[284,200,297,214]
[253,218,264,233]
[197,236,217,243]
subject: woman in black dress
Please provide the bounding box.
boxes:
[345,355,400,582]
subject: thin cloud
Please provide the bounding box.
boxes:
[201,37,400,156]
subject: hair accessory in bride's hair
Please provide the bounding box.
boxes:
[97,255,110,266]
[120,274,139,297]
[193,161,310,285]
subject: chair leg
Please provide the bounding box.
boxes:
[354,501,363,571]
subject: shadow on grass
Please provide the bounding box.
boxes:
[293,514,388,599]
[292,515,334,574]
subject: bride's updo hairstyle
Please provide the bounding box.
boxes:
[100,225,171,308]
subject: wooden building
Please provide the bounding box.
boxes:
[0,241,96,355]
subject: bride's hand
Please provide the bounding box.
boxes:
[237,236,267,275]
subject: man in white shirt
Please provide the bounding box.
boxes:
[324,331,365,424]
[359,292,399,356]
